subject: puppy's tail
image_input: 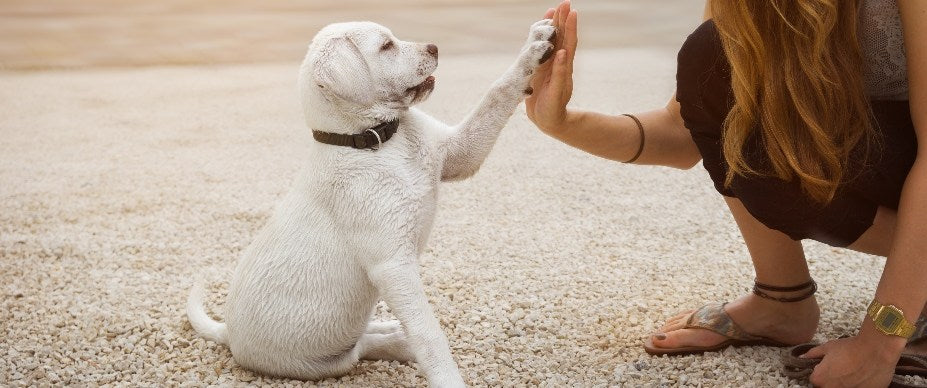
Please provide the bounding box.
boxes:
[186,281,229,345]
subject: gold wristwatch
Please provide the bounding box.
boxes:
[867,300,916,338]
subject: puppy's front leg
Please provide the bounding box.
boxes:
[368,260,464,387]
[440,19,555,181]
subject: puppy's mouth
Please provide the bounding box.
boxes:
[406,75,435,103]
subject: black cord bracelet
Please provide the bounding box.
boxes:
[622,113,645,164]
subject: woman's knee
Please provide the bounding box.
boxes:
[846,206,896,256]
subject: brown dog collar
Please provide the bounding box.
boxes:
[312,121,399,150]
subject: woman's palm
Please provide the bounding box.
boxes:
[526,1,577,133]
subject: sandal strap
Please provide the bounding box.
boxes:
[899,354,927,371]
[781,339,927,387]
[891,354,927,388]
[780,342,821,379]
[890,378,927,388]
[683,303,763,341]
[910,316,927,345]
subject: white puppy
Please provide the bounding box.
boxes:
[187,19,555,386]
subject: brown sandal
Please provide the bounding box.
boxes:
[643,302,791,356]
[892,354,927,388]
[780,342,821,379]
[644,279,816,356]
[781,317,927,386]
[781,347,927,387]
[892,316,927,388]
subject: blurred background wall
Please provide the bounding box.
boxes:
[0,0,704,70]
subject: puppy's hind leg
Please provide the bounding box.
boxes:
[298,332,412,380]
[361,320,413,361]
[368,259,465,387]
[366,320,404,335]
[357,332,414,362]
[290,349,360,381]
[289,332,410,380]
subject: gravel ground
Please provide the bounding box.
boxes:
[0,48,899,387]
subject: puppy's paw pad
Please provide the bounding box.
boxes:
[530,25,557,43]
[525,41,554,66]
[539,46,555,64]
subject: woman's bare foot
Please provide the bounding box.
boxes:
[648,293,820,350]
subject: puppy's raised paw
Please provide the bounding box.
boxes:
[523,41,554,68]
[528,19,556,45]
[539,46,555,64]
[503,19,557,95]
[522,19,556,66]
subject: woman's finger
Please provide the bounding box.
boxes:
[547,49,569,98]
[548,2,563,49]
[800,343,828,359]
[558,1,570,28]
[564,10,578,73]
[533,6,560,80]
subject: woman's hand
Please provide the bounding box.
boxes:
[521,0,699,168]
[803,334,903,387]
[526,0,578,135]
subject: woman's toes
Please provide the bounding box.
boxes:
[651,328,727,349]
[657,311,695,331]
[657,315,691,332]
[669,309,696,322]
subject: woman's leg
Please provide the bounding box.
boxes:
[847,206,896,256]
[649,197,820,349]
[650,201,927,351]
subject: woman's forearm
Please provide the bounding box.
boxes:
[862,156,927,352]
[867,0,927,338]
[539,100,702,169]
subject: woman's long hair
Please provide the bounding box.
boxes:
[709,0,875,203]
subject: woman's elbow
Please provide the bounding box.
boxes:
[670,149,702,170]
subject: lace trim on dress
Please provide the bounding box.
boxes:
[859,0,909,100]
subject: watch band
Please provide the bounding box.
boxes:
[867,300,917,338]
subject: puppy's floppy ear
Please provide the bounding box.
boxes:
[313,36,374,106]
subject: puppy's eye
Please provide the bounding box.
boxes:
[380,41,394,51]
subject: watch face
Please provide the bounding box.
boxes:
[880,312,900,330]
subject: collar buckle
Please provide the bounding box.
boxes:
[365,128,383,150]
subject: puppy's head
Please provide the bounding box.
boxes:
[300,22,438,123]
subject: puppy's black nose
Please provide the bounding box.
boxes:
[426,44,438,56]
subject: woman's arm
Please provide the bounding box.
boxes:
[806,0,927,385]
[857,0,927,346]
[525,1,709,169]
[546,103,700,169]
[864,0,927,344]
